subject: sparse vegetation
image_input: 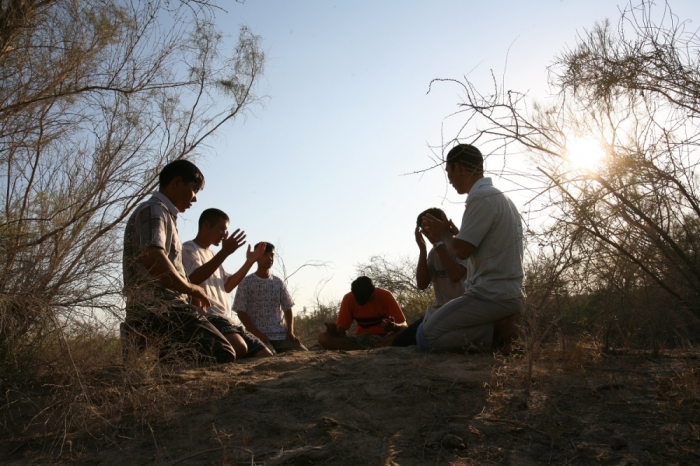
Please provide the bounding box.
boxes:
[2,0,700,463]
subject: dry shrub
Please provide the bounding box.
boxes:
[294,300,341,347]
[0,319,228,459]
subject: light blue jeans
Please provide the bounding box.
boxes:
[420,292,522,352]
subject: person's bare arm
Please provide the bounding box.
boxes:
[224,242,267,293]
[420,214,467,282]
[381,316,408,333]
[188,229,246,285]
[140,246,211,308]
[237,311,270,344]
[415,226,431,290]
[284,309,300,342]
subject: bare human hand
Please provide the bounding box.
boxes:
[221,228,246,256]
[324,322,342,337]
[189,284,211,311]
[422,223,442,244]
[422,213,449,240]
[448,218,459,235]
[286,331,301,343]
[381,316,396,332]
[246,241,267,263]
[414,226,427,251]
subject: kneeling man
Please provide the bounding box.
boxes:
[318,276,407,350]
[419,144,523,353]
[182,208,273,359]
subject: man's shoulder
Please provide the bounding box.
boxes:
[267,274,286,286]
[468,179,503,201]
[240,273,276,286]
[131,196,170,221]
[182,240,209,254]
[240,273,257,284]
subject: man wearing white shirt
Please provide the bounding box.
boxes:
[420,144,524,354]
[182,208,273,358]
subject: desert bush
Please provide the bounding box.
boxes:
[356,255,434,323]
[0,0,264,375]
[295,300,341,345]
[431,0,700,352]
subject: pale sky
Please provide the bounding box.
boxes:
[176,0,700,312]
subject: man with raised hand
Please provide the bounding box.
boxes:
[122,160,235,363]
[182,208,273,359]
[377,208,467,348]
[419,144,524,354]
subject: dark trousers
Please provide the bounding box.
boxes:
[123,303,236,363]
[391,316,424,347]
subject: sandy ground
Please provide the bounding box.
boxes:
[2,346,700,465]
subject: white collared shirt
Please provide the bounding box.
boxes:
[455,177,524,301]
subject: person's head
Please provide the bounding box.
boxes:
[416,207,445,227]
[351,276,375,306]
[158,159,205,212]
[445,144,484,194]
[197,208,230,246]
[255,242,275,270]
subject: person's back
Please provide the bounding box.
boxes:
[318,276,407,351]
[457,178,523,302]
[337,287,404,335]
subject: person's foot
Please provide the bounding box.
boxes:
[493,313,519,355]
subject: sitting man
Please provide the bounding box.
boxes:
[419,143,523,353]
[232,243,307,353]
[182,208,273,359]
[318,276,407,350]
[379,208,467,347]
[122,159,235,363]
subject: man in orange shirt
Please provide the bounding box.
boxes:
[318,276,407,350]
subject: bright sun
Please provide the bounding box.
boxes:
[564,136,606,171]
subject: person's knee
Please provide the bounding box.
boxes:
[226,333,248,357]
[252,346,273,358]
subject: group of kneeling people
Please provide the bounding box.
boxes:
[121,143,524,362]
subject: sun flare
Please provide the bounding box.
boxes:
[564,136,606,171]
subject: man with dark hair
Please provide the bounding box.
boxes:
[159,159,206,191]
[122,159,236,363]
[318,276,407,350]
[232,243,307,353]
[182,208,273,359]
[377,208,467,347]
[420,144,524,354]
